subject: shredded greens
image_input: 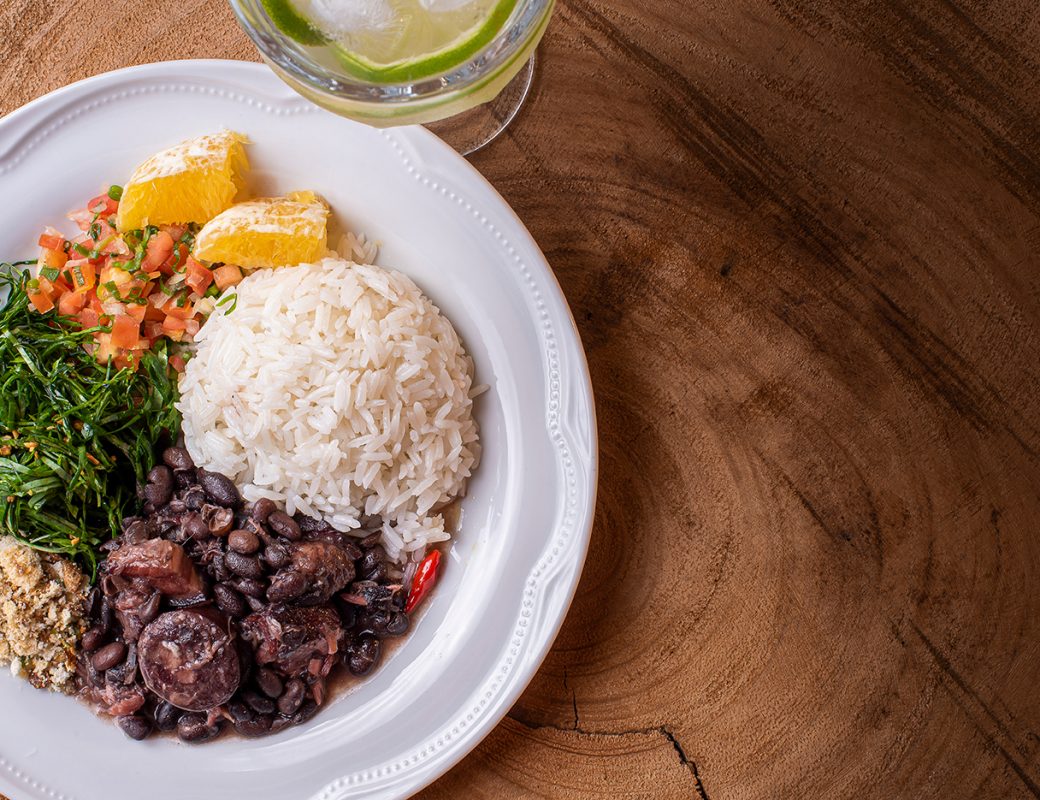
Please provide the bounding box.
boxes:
[0,265,180,575]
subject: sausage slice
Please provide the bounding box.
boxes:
[138,610,241,711]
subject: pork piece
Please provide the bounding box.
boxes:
[138,610,241,712]
[104,539,205,602]
[267,542,355,606]
[241,605,342,677]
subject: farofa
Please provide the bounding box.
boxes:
[0,536,86,692]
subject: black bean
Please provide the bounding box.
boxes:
[177,713,221,743]
[81,626,106,652]
[359,532,383,549]
[145,465,174,505]
[385,611,410,636]
[84,586,102,619]
[251,498,276,522]
[262,543,290,569]
[214,582,247,617]
[292,700,319,726]
[333,597,358,629]
[267,570,308,603]
[205,505,235,536]
[295,514,325,534]
[117,714,152,740]
[267,511,301,541]
[347,635,381,676]
[232,577,266,599]
[173,469,197,489]
[122,519,150,544]
[255,668,283,699]
[225,551,263,579]
[362,562,388,582]
[154,701,182,732]
[91,641,127,672]
[182,485,206,511]
[242,690,275,715]
[359,546,386,575]
[138,592,162,628]
[163,446,195,471]
[162,498,187,516]
[228,529,260,555]
[245,595,266,612]
[182,512,210,540]
[226,699,253,724]
[235,716,273,737]
[212,554,231,582]
[198,469,241,508]
[277,679,306,716]
[269,715,293,734]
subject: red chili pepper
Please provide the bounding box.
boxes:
[405,550,441,614]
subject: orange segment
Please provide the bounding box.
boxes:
[116,131,249,232]
[192,191,329,270]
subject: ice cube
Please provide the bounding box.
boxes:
[298,0,396,33]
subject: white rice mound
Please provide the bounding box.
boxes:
[177,256,481,562]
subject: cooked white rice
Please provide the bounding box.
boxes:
[177,256,480,562]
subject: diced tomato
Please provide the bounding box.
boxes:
[76,307,101,330]
[39,246,68,271]
[38,232,65,250]
[66,258,96,294]
[184,318,201,337]
[212,264,243,290]
[160,224,187,240]
[58,291,88,317]
[143,321,165,342]
[113,352,141,372]
[94,332,117,364]
[124,302,147,323]
[166,242,189,273]
[161,316,187,341]
[142,231,175,273]
[27,277,55,313]
[169,354,187,374]
[110,314,140,349]
[144,301,166,321]
[185,258,214,295]
[161,294,194,320]
[88,194,119,217]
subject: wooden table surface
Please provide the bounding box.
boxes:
[4,1,1040,798]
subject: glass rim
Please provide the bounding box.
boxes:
[228,0,553,107]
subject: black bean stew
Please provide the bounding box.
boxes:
[77,446,415,742]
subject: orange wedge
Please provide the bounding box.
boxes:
[192,191,329,270]
[116,130,249,232]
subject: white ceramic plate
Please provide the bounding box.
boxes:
[0,60,596,800]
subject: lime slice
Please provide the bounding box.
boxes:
[266,0,518,84]
[261,0,326,45]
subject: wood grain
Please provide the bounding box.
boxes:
[3,1,1040,798]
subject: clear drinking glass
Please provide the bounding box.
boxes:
[229,0,555,154]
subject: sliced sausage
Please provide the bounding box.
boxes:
[138,610,241,712]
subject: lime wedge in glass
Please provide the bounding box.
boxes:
[262,0,518,83]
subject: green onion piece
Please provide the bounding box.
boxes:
[107,185,123,201]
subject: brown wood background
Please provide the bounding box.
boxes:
[3,0,1040,797]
